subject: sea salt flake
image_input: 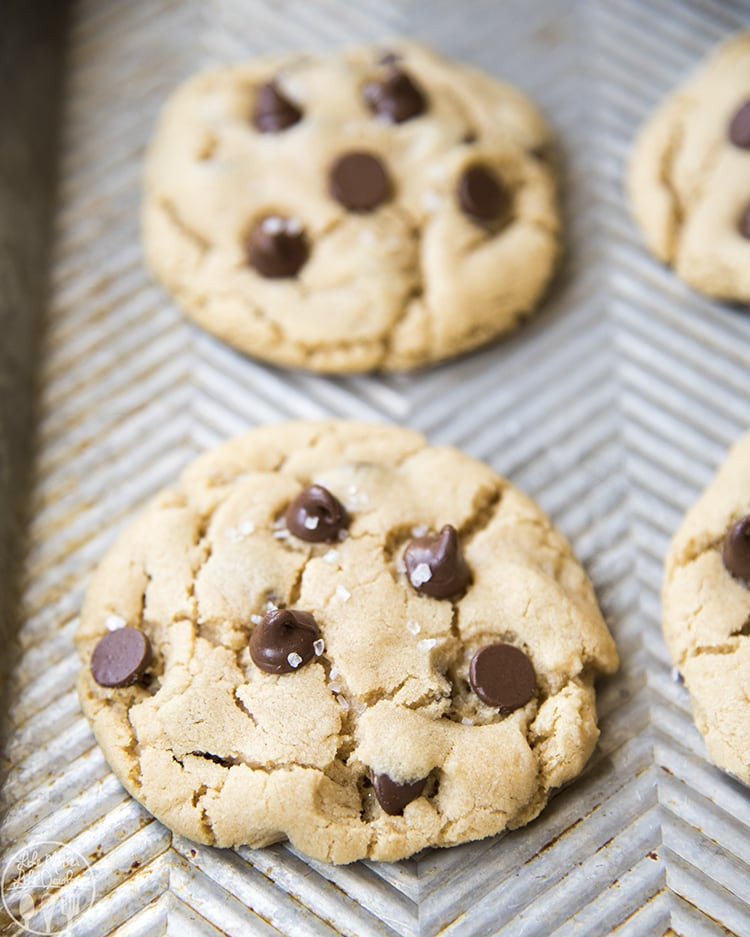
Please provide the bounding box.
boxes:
[406,619,421,635]
[287,652,303,669]
[335,584,351,602]
[411,562,433,586]
[418,638,437,652]
[262,215,284,235]
[304,515,320,530]
[421,189,441,211]
[105,614,126,631]
[313,638,325,656]
[323,549,338,563]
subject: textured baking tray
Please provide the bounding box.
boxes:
[1,0,749,935]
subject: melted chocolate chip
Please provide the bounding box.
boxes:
[91,626,152,688]
[469,643,536,711]
[722,514,750,582]
[404,524,470,598]
[457,164,508,223]
[739,203,750,240]
[363,67,426,124]
[373,772,427,815]
[729,100,750,148]
[285,484,349,542]
[253,81,302,133]
[329,151,391,212]
[246,216,309,278]
[249,608,320,674]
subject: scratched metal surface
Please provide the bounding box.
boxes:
[1,0,749,935]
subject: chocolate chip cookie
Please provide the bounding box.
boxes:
[75,421,617,863]
[628,31,750,301]
[142,41,560,372]
[662,431,750,785]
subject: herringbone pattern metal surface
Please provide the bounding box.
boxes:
[1,0,749,934]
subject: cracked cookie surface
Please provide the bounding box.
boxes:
[627,31,750,301]
[662,431,750,785]
[142,40,560,373]
[75,421,618,863]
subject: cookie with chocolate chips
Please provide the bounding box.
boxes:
[142,40,560,372]
[662,430,750,785]
[76,421,617,863]
[628,31,750,301]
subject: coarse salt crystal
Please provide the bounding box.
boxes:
[335,584,351,602]
[313,638,325,656]
[337,695,350,710]
[262,215,284,235]
[265,600,278,611]
[329,665,339,680]
[273,529,290,539]
[461,717,473,726]
[406,620,421,635]
[323,549,338,563]
[272,516,286,529]
[304,515,320,530]
[410,562,432,586]
[287,652,303,669]
[105,614,126,631]
[285,217,302,236]
[238,520,255,536]
[411,524,428,537]
[418,638,437,652]
[250,614,262,625]
[421,189,441,211]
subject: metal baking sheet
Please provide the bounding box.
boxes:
[1,0,750,934]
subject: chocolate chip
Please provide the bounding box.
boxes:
[469,643,536,711]
[249,608,320,674]
[285,484,349,542]
[404,524,470,598]
[722,514,750,582]
[329,151,391,212]
[729,100,750,148]
[363,67,426,124]
[373,772,427,815]
[246,216,308,278]
[253,81,302,133]
[91,626,152,688]
[739,204,750,240]
[457,164,508,223]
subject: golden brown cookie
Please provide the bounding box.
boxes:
[76,421,618,863]
[628,31,750,300]
[142,41,560,372]
[662,430,750,785]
